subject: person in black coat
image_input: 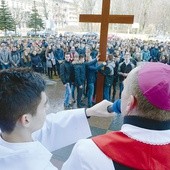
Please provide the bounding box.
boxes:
[100,54,115,101]
[86,55,105,107]
[60,53,72,109]
[74,55,86,108]
[118,51,135,98]
[30,50,42,73]
[74,54,98,108]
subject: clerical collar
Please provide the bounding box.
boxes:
[124,116,170,130]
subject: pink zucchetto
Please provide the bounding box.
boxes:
[138,62,170,111]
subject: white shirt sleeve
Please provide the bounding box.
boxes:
[32,109,91,152]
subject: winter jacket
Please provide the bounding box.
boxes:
[100,60,115,86]
[86,62,104,84]
[54,48,64,61]
[11,51,21,66]
[118,61,134,82]
[60,60,72,85]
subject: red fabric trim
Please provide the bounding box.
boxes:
[92,131,170,170]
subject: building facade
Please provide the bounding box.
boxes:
[4,0,79,34]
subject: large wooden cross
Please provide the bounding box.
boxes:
[80,0,134,102]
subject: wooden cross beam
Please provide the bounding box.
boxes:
[79,0,134,102]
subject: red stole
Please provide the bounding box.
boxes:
[92,131,170,170]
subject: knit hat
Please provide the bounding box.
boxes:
[138,62,170,111]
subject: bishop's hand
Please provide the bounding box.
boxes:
[86,100,114,117]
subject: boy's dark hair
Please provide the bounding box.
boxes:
[113,52,118,58]
[65,52,70,56]
[0,68,46,133]
[79,54,85,59]
[108,54,114,61]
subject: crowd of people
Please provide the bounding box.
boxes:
[0,61,170,170]
[0,33,170,169]
[0,34,170,109]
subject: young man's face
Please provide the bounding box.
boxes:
[80,57,85,63]
[12,47,17,51]
[65,54,70,62]
[124,52,130,61]
[86,55,92,62]
[71,47,75,52]
[73,55,79,62]
[29,92,49,132]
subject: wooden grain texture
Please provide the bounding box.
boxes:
[79,0,134,102]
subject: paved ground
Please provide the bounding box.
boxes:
[44,76,123,169]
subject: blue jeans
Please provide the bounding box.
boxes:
[103,85,111,101]
[87,83,94,107]
[2,64,10,69]
[42,62,47,74]
[64,83,71,107]
[71,84,76,101]
[56,61,61,76]
[77,85,83,106]
[112,80,117,102]
[119,82,124,98]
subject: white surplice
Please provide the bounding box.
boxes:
[0,108,91,170]
[62,124,170,170]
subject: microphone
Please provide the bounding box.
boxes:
[107,99,121,114]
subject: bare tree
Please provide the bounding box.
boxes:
[11,8,25,33]
[155,1,170,35]
[73,0,170,34]
[42,0,49,20]
[139,0,153,33]
[73,0,96,32]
